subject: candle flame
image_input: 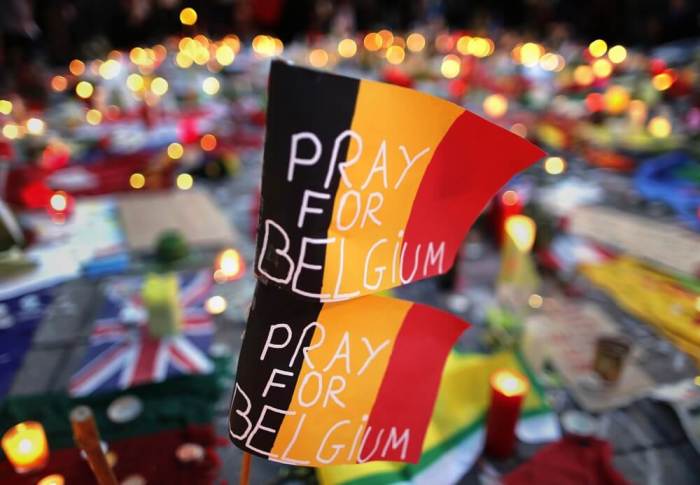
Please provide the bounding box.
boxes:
[491,369,529,397]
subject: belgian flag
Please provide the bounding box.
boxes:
[255,61,545,302]
[229,283,467,465]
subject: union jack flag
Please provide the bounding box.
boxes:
[69,271,214,396]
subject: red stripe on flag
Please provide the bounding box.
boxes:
[401,110,544,280]
[360,304,467,463]
[131,330,161,385]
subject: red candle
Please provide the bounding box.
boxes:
[493,190,523,246]
[484,369,529,458]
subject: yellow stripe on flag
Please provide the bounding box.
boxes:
[322,81,463,298]
[271,296,411,464]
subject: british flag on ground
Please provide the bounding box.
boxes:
[69,271,214,397]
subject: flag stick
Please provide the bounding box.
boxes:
[70,406,118,485]
[240,451,251,485]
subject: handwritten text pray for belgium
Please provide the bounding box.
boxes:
[257,130,447,300]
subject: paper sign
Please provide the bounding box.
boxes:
[569,205,700,277]
[255,61,544,301]
[229,283,467,465]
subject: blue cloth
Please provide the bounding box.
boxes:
[635,151,700,231]
[0,286,55,399]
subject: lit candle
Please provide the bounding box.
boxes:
[484,369,529,458]
[38,474,65,485]
[213,248,244,283]
[1,421,50,473]
[493,190,523,246]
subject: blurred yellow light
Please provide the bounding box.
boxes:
[252,35,276,57]
[695,375,700,387]
[69,59,85,76]
[520,42,543,67]
[85,109,102,125]
[176,173,193,190]
[608,45,627,64]
[150,77,168,96]
[223,35,241,53]
[25,118,44,135]
[129,173,146,189]
[0,100,12,115]
[50,191,68,211]
[180,7,197,26]
[441,55,461,79]
[51,76,68,92]
[604,85,630,115]
[337,38,357,58]
[648,116,671,138]
[126,73,144,91]
[175,51,193,68]
[215,248,242,281]
[130,47,146,65]
[98,59,120,80]
[573,65,594,86]
[363,33,382,52]
[406,33,425,52]
[308,49,329,68]
[589,39,608,57]
[167,142,184,159]
[651,72,673,91]
[205,295,227,315]
[469,37,493,58]
[483,94,508,118]
[385,45,405,64]
[505,215,536,253]
[272,38,284,55]
[202,77,220,95]
[215,45,235,65]
[192,46,210,65]
[592,58,613,78]
[456,36,471,55]
[539,53,559,71]
[2,124,19,139]
[75,81,94,99]
[528,294,543,309]
[544,156,566,175]
[377,29,393,46]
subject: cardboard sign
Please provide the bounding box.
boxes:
[255,61,544,301]
[569,205,700,277]
[229,283,467,465]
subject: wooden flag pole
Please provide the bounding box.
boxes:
[240,451,251,485]
[70,406,118,485]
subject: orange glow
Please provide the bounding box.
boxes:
[38,475,64,485]
[491,369,529,398]
[51,76,68,92]
[363,33,382,52]
[214,248,244,282]
[200,134,217,151]
[69,59,85,76]
[1,421,49,473]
